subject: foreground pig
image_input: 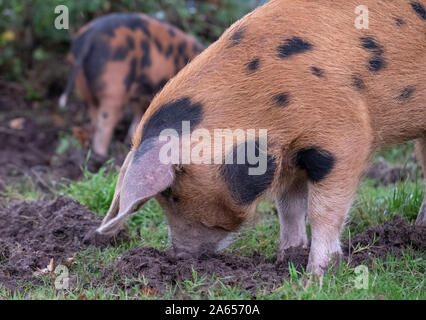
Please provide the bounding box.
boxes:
[97,0,426,275]
[60,13,204,156]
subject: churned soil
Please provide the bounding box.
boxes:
[104,215,425,295]
[0,196,128,290]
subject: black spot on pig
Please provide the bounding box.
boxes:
[220,139,276,205]
[398,86,416,100]
[92,13,151,38]
[193,42,204,55]
[247,58,260,73]
[111,45,129,61]
[394,17,406,26]
[141,97,203,144]
[160,187,180,203]
[157,79,168,90]
[296,147,335,183]
[278,37,313,59]
[174,55,180,71]
[311,66,325,78]
[351,74,366,90]
[169,27,176,37]
[154,37,163,53]
[103,112,109,119]
[136,74,155,96]
[165,44,174,58]
[360,37,383,52]
[141,40,151,68]
[126,36,135,49]
[411,2,426,20]
[83,38,110,92]
[177,42,187,56]
[124,58,137,91]
[228,26,246,48]
[360,36,386,72]
[368,58,385,72]
[272,93,290,108]
[183,55,190,66]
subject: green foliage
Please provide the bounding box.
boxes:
[59,159,118,215]
[0,0,265,82]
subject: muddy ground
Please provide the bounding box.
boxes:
[0,77,129,193]
[0,196,424,295]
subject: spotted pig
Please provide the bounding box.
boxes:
[97,0,426,275]
[60,13,204,156]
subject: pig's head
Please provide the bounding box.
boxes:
[96,132,247,257]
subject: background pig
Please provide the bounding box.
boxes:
[97,0,426,275]
[59,13,204,157]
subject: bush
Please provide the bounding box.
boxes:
[0,0,265,84]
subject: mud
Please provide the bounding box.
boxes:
[0,112,127,190]
[104,215,425,296]
[0,196,128,289]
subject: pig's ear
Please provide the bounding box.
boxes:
[97,139,174,235]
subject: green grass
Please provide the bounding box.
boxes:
[0,142,424,299]
[59,159,118,215]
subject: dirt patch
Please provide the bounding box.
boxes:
[0,196,128,290]
[0,115,127,191]
[105,215,425,296]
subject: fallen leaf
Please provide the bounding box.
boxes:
[51,114,65,127]
[47,258,54,272]
[65,257,74,267]
[72,126,90,147]
[77,294,87,300]
[139,287,159,297]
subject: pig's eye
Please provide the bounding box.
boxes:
[160,187,180,203]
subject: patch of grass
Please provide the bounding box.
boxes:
[59,160,118,215]
[261,249,425,300]
[0,176,45,206]
[348,179,424,236]
[55,132,82,156]
[375,142,415,165]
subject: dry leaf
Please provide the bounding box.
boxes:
[47,258,54,272]
[65,257,74,267]
[72,126,90,147]
[77,294,87,300]
[139,287,159,297]
[51,114,65,127]
[8,118,25,130]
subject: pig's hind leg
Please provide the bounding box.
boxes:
[305,140,370,275]
[92,96,123,157]
[415,137,426,226]
[275,174,309,261]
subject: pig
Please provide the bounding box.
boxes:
[59,13,204,157]
[97,0,426,275]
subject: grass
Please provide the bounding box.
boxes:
[0,143,424,299]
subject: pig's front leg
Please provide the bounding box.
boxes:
[276,174,308,261]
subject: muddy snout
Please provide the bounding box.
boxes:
[170,242,217,260]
